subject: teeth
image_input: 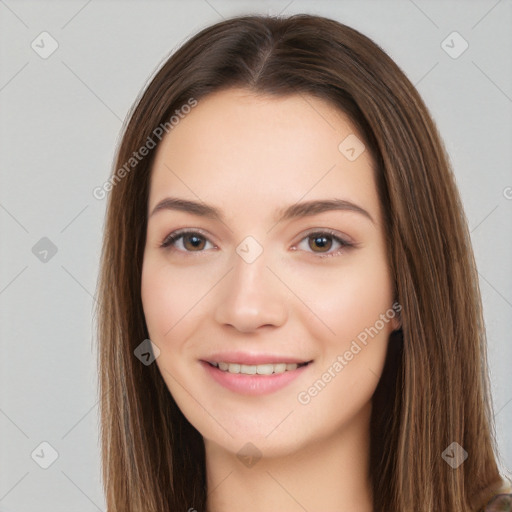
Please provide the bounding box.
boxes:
[257,364,276,375]
[211,361,303,375]
[273,363,287,374]
[228,363,240,373]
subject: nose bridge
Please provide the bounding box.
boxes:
[214,236,287,331]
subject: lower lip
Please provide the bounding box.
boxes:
[200,361,312,395]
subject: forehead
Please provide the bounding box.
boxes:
[148,88,379,223]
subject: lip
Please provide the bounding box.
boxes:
[202,351,311,365]
[200,360,313,395]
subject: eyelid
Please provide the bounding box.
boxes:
[296,227,354,246]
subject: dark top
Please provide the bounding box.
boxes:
[480,490,512,511]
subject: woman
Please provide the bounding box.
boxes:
[95,13,511,511]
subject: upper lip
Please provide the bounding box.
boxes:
[202,351,312,365]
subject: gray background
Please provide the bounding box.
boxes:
[0,0,511,510]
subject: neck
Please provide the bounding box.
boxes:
[204,402,374,512]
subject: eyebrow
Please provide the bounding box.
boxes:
[149,196,375,225]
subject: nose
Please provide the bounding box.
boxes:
[214,249,288,333]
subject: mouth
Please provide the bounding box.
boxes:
[205,360,313,375]
[200,358,313,395]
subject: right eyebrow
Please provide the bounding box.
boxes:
[150,197,222,220]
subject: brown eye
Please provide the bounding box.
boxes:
[296,230,353,258]
[160,230,214,252]
[182,233,206,251]
[308,234,333,253]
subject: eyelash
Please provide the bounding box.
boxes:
[159,228,354,259]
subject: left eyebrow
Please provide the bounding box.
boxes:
[275,198,375,225]
[149,197,375,225]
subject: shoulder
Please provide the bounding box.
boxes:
[480,480,512,512]
[481,493,512,511]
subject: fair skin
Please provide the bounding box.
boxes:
[141,88,400,512]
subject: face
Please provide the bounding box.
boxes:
[141,88,399,459]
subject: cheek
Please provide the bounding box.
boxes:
[140,257,198,395]
[291,252,395,392]
[294,253,395,410]
[141,262,173,339]
[141,255,207,338]
[290,253,395,344]
[140,256,223,378]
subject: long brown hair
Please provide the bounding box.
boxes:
[95,13,507,511]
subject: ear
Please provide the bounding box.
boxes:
[391,315,402,332]
[390,299,402,332]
